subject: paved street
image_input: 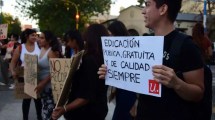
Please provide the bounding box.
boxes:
[0,83,115,120]
[1,65,215,120]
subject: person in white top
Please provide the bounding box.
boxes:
[10,29,42,120]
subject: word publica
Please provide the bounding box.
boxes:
[108,69,140,83]
[104,38,140,48]
[103,50,155,60]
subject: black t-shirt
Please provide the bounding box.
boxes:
[64,54,108,120]
[136,30,203,120]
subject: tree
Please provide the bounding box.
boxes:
[137,0,145,6]
[1,13,22,36]
[16,0,111,36]
[181,0,215,41]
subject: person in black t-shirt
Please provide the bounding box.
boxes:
[98,0,204,120]
[52,24,109,120]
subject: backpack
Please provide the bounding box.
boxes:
[170,32,212,120]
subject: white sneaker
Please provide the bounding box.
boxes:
[0,82,6,86]
[9,84,15,89]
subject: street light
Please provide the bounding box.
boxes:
[62,0,79,30]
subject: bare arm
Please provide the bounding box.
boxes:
[35,50,59,94]
[174,68,204,101]
[9,46,21,79]
[52,98,88,120]
[207,46,213,57]
[153,65,204,102]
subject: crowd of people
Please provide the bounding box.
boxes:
[0,0,214,120]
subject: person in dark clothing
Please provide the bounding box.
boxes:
[98,0,204,120]
[52,24,109,120]
[108,20,137,120]
[0,39,8,85]
[64,29,84,58]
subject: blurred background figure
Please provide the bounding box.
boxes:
[63,30,84,58]
[108,20,137,120]
[192,22,213,120]
[0,39,8,85]
[192,22,213,65]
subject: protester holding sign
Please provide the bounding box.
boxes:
[52,24,109,120]
[108,20,137,120]
[98,0,204,120]
[35,31,62,120]
[63,29,84,58]
[10,29,42,120]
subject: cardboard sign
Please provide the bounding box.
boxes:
[15,82,31,99]
[24,54,38,99]
[55,50,84,107]
[0,24,8,40]
[50,58,73,103]
[101,36,164,97]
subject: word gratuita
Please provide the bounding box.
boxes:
[103,50,155,60]
[104,38,139,48]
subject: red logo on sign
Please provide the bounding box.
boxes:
[149,80,159,94]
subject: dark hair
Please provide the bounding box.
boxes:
[192,22,213,63]
[20,28,36,44]
[154,0,182,23]
[64,30,84,50]
[42,30,63,57]
[83,24,109,65]
[108,20,129,36]
[10,33,19,41]
[192,22,204,47]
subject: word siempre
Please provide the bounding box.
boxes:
[108,69,140,83]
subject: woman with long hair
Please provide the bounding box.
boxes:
[35,31,62,120]
[10,29,42,120]
[64,29,84,58]
[108,20,137,120]
[52,24,109,120]
[192,22,213,64]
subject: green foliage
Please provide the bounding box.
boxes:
[1,13,22,35]
[138,0,145,6]
[16,0,111,36]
